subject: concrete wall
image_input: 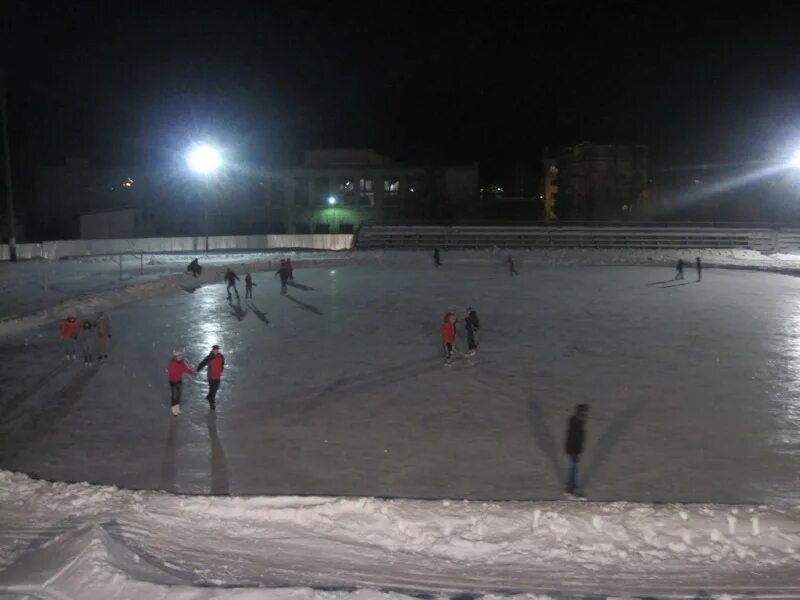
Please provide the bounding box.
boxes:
[0,234,354,261]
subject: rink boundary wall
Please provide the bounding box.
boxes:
[0,234,354,260]
[356,225,800,253]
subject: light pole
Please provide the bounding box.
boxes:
[327,195,337,232]
[0,68,16,262]
[187,144,222,252]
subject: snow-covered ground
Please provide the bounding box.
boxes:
[3,250,800,597]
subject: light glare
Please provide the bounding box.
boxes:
[187,144,222,174]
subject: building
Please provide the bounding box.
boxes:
[543,143,649,221]
[36,150,479,240]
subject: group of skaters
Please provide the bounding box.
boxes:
[162,258,297,416]
[59,311,112,366]
[441,307,480,365]
[675,256,703,281]
[167,345,225,415]
[220,259,294,301]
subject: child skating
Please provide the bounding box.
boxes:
[442,311,457,365]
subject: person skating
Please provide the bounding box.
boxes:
[245,272,255,299]
[506,255,519,276]
[442,312,457,364]
[696,256,702,282]
[78,320,96,366]
[465,307,480,355]
[275,260,291,295]
[197,345,225,410]
[675,259,685,280]
[433,247,442,268]
[224,268,240,301]
[285,258,294,281]
[565,404,589,497]
[95,311,111,361]
[187,258,202,278]
[60,316,78,360]
[168,351,197,416]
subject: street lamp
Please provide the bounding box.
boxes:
[790,149,800,168]
[327,196,337,233]
[186,144,222,251]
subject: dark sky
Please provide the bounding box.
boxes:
[4,1,800,184]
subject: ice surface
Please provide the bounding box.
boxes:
[3,263,800,505]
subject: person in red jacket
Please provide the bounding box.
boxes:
[197,344,225,410]
[441,311,457,364]
[59,316,79,360]
[167,351,197,416]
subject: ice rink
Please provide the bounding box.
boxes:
[2,262,800,504]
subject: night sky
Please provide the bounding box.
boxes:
[3,1,800,187]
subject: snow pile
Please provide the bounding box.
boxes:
[1,471,799,598]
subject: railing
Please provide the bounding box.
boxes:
[356,225,796,252]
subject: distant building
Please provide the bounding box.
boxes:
[543,143,650,220]
[36,150,479,240]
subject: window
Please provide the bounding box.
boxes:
[295,223,311,234]
[314,223,331,234]
[339,177,356,206]
[384,177,401,207]
[359,178,375,207]
[339,223,354,234]
[314,176,329,205]
[294,177,309,207]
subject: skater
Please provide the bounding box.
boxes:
[565,404,589,496]
[275,260,291,295]
[224,268,240,300]
[168,351,197,416]
[245,272,255,299]
[442,311,457,364]
[433,247,442,268]
[506,255,519,276]
[197,344,225,410]
[59,316,78,360]
[465,307,480,355]
[696,256,702,282]
[675,259,685,280]
[187,258,202,278]
[95,311,111,361]
[78,320,96,366]
[285,258,294,280]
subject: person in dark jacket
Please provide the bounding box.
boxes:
[433,247,442,267]
[675,259,685,280]
[245,273,255,299]
[285,258,294,281]
[465,307,480,355]
[275,260,290,295]
[224,268,240,300]
[565,404,589,496]
[197,345,225,410]
[506,255,519,276]
[78,320,96,366]
[187,258,202,278]
[696,256,702,282]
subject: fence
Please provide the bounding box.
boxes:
[0,234,354,261]
[355,225,799,253]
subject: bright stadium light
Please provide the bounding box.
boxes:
[790,148,800,168]
[187,144,222,175]
[328,196,337,205]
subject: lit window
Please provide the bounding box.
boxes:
[359,178,375,207]
[384,177,401,207]
[339,177,356,206]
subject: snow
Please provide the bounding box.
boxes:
[4,249,800,596]
[0,470,799,598]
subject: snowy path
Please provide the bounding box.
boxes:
[0,471,799,599]
[2,265,800,505]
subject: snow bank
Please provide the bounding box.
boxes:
[1,471,799,598]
